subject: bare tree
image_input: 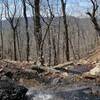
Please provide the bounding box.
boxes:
[52,27,58,65]
[61,0,70,61]
[47,29,51,66]
[27,0,54,65]
[22,0,30,62]
[0,4,3,59]
[56,0,61,64]
[34,0,44,65]
[87,0,100,36]
[4,0,20,60]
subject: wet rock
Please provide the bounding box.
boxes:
[0,76,28,100]
[83,63,100,79]
[4,71,13,79]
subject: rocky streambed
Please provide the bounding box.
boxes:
[0,60,100,100]
[0,76,100,100]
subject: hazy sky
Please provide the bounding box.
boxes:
[41,0,91,17]
[66,0,91,17]
[0,0,93,18]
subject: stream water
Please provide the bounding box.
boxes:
[26,87,100,100]
[18,78,100,100]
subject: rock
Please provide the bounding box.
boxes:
[4,71,13,79]
[0,68,3,73]
[90,63,100,76]
[0,76,28,100]
[83,73,96,80]
[62,72,69,78]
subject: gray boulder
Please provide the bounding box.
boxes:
[0,76,28,100]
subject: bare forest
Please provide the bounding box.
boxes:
[0,0,99,65]
[0,0,100,100]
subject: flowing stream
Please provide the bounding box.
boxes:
[26,87,100,100]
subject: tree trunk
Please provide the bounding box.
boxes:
[61,0,70,61]
[57,17,61,63]
[0,19,3,59]
[13,29,17,61]
[48,29,51,66]
[22,0,30,62]
[51,28,58,65]
[34,0,44,65]
[16,30,21,61]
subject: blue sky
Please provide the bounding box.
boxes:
[0,0,94,18]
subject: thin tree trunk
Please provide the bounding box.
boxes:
[16,30,21,61]
[51,27,58,65]
[57,17,61,63]
[69,38,76,60]
[0,19,3,59]
[48,29,51,66]
[62,35,65,63]
[0,6,3,59]
[52,36,57,65]
[13,29,17,61]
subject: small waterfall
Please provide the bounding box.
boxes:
[32,93,53,100]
